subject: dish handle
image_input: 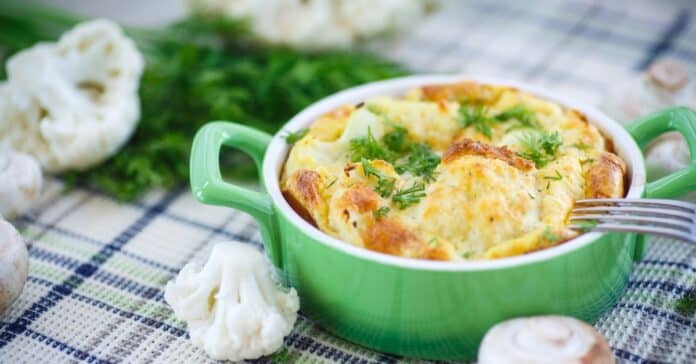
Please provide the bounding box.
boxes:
[626,106,696,198]
[190,122,282,267]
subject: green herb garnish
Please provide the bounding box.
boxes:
[574,219,598,233]
[0,2,407,200]
[395,143,441,182]
[581,158,596,165]
[392,182,426,209]
[543,170,563,181]
[676,288,696,316]
[573,142,593,151]
[459,105,494,138]
[542,226,560,243]
[361,159,395,198]
[350,128,395,163]
[458,104,539,138]
[517,131,563,168]
[324,178,337,190]
[373,206,390,218]
[382,125,410,153]
[286,128,308,144]
[428,238,439,247]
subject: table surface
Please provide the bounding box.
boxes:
[2,0,696,363]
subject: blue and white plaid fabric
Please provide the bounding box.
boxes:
[1,0,695,362]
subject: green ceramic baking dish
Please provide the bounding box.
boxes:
[189,75,696,360]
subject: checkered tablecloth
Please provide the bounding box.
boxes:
[2,0,696,363]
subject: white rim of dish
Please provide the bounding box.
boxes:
[263,74,647,272]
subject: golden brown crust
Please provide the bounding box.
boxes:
[341,184,379,213]
[585,152,627,198]
[364,219,415,256]
[443,138,535,171]
[282,170,323,226]
[421,82,502,104]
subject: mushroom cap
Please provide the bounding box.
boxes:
[648,58,690,91]
[0,218,28,314]
[478,315,615,364]
[0,146,43,219]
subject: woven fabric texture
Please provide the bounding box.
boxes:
[1,0,696,363]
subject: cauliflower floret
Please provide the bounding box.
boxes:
[0,19,144,172]
[0,146,43,219]
[164,241,299,361]
[188,0,431,49]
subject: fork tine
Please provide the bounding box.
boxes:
[571,206,695,221]
[569,214,693,232]
[568,223,695,243]
[575,198,696,213]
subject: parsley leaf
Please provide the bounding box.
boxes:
[392,182,426,209]
[517,131,563,168]
[350,128,395,162]
[286,128,308,144]
[361,159,395,198]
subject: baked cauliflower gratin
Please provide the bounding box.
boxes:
[281,82,627,261]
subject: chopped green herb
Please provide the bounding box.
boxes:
[543,170,563,181]
[494,104,539,131]
[542,226,560,243]
[361,158,395,198]
[460,251,473,259]
[324,178,337,189]
[373,206,390,218]
[350,128,394,162]
[573,142,593,151]
[392,182,426,209]
[517,131,563,168]
[382,125,410,153]
[395,143,441,182]
[428,237,439,247]
[676,288,696,316]
[285,128,308,144]
[574,219,598,233]
[581,158,596,165]
[458,105,494,138]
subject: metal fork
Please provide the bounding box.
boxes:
[569,198,696,244]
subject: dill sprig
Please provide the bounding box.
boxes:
[361,159,396,198]
[392,182,426,209]
[517,131,563,168]
[458,103,539,139]
[395,143,440,182]
[349,128,396,163]
[373,206,390,218]
[285,128,308,144]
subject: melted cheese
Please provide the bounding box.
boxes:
[281,82,626,261]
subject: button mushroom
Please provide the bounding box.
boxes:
[164,241,299,361]
[0,218,28,315]
[0,19,144,172]
[601,58,695,182]
[478,315,615,364]
[0,146,43,219]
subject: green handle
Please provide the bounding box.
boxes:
[190,122,281,266]
[625,107,696,198]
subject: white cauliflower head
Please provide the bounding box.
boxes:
[0,146,43,219]
[164,241,299,361]
[0,19,144,172]
[188,0,431,49]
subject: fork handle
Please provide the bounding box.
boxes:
[626,107,696,198]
